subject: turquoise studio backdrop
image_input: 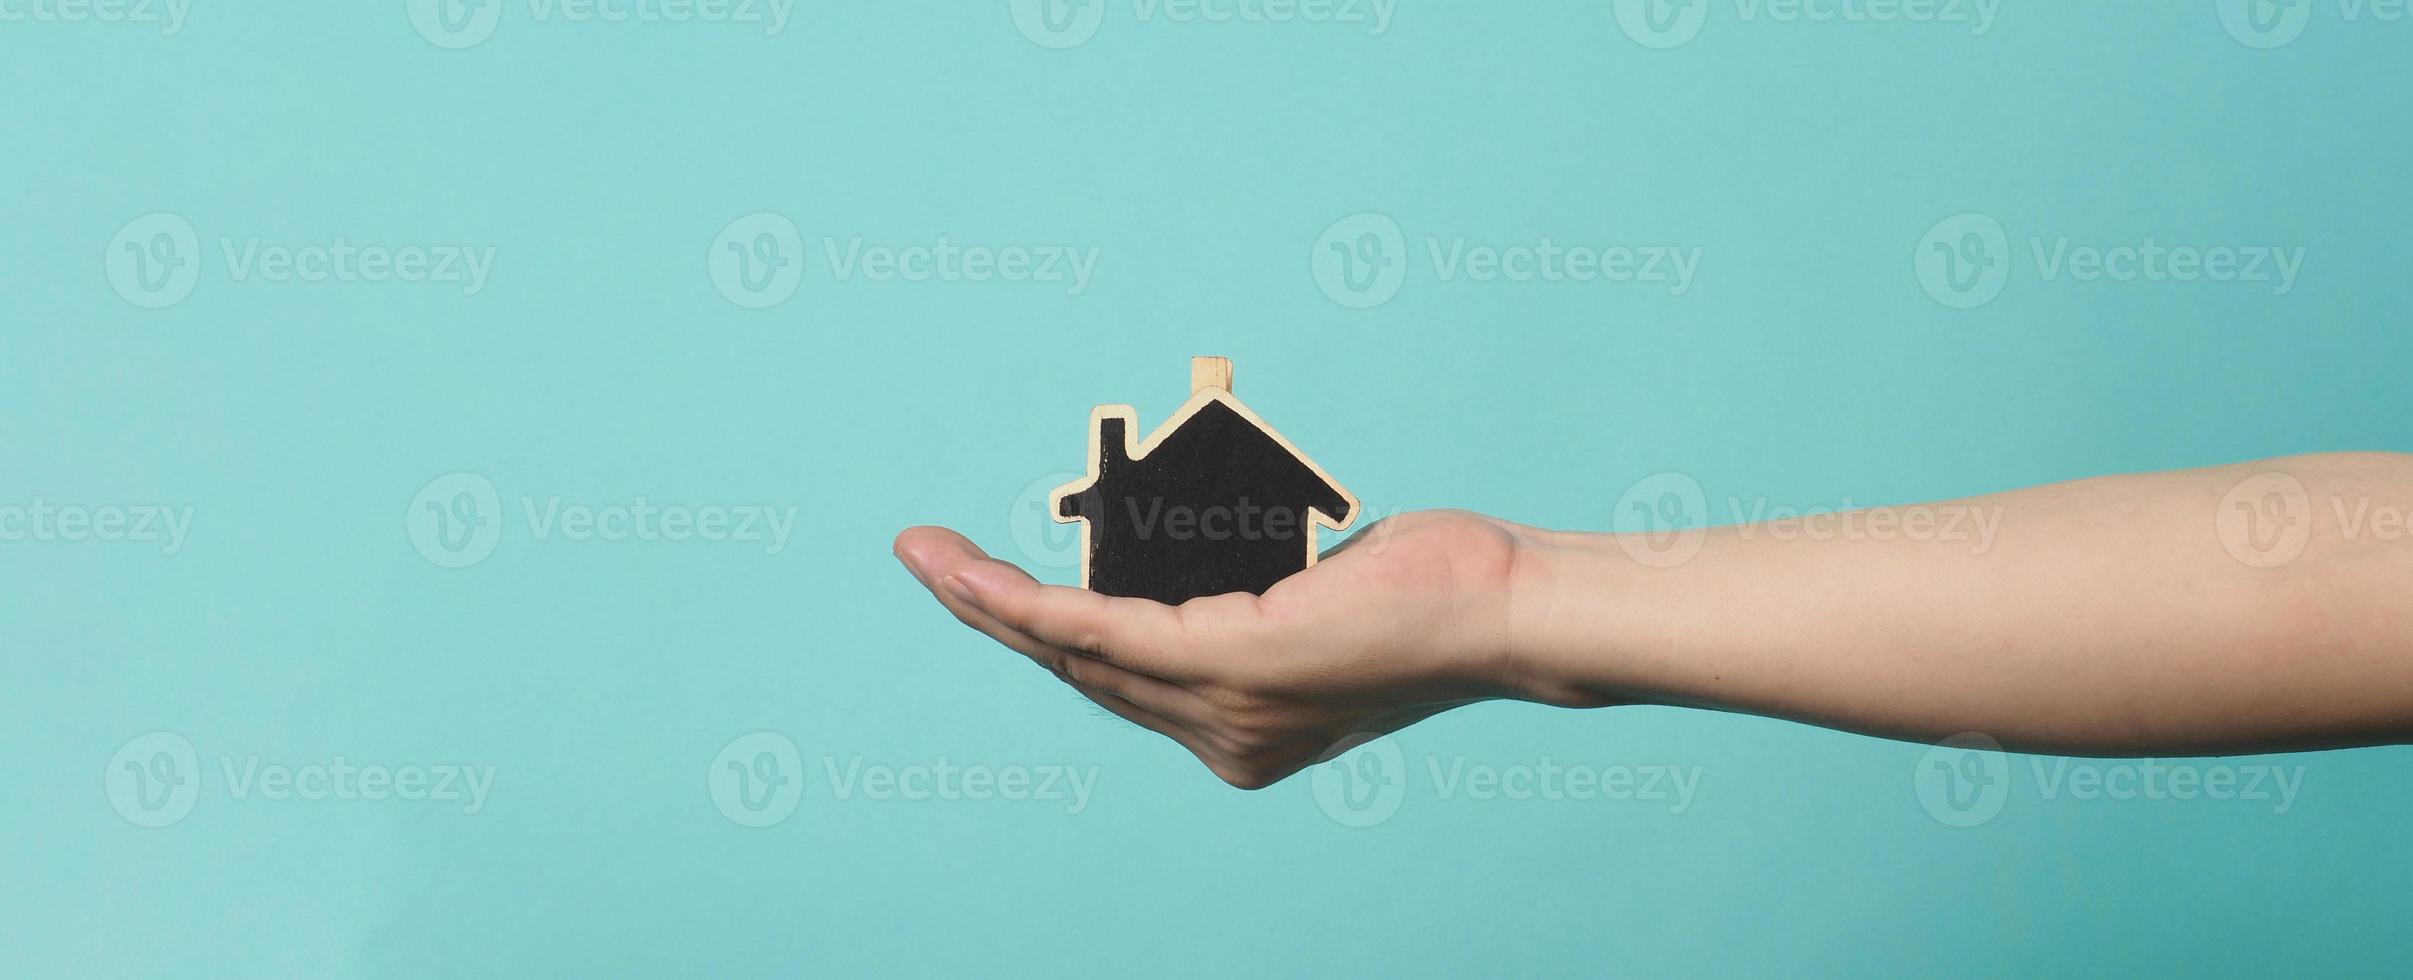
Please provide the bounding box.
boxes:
[5,1,2411,976]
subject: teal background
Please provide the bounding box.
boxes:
[6,1,2412,976]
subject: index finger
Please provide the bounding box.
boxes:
[947,561,1210,683]
[896,525,1217,683]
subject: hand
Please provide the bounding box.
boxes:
[894,511,1537,788]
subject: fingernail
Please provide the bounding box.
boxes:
[939,575,979,607]
[894,549,925,582]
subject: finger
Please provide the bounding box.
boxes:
[942,584,1214,726]
[899,533,1213,723]
[900,526,1216,683]
[953,566,1218,682]
[1065,682,1226,767]
[1073,683,1284,788]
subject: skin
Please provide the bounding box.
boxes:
[893,451,2413,789]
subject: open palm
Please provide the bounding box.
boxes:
[895,511,1535,788]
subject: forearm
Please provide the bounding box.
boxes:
[1507,453,2413,755]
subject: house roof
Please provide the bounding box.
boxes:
[1050,387,1357,529]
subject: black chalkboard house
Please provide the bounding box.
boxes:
[1050,358,1357,605]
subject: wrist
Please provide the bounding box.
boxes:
[1497,524,1622,707]
[1499,526,1707,710]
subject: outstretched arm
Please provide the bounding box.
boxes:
[895,452,2413,788]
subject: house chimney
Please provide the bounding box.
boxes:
[1191,356,1232,395]
[1097,415,1128,470]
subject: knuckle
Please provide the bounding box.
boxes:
[1202,714,1301,769]
[986,599,1032,633]
[1230,729,1279,757]
[1057,658,1111,694]
[1200,684,1271,721]
[1042,652,1091,687]
[1199,729,1251,760]
[1205,721,1276,759]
